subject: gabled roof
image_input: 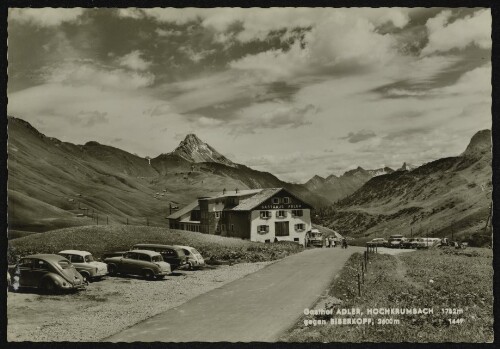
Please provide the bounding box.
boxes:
[202,189,263,200]
[231,188,283,211]
[167,200,199,219]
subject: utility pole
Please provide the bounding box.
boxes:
[97,215,99,226]
[107,216,108,225]
[146,217,149,226]
[126,218,129,225]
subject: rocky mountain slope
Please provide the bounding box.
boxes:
[7,116,328,233]
[169,133,236,167]
[314,130,492,246]
[304,166,395,203]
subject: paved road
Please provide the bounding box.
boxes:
[105,246,363,342]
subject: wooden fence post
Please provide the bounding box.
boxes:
[357,273,361,296]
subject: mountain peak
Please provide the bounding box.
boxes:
[462,129,491,158]
[171,134,236,167]
[397,162,417,172]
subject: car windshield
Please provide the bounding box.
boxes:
[152,255,163,262]
[58,260,72,269]
[84,255,94,262]
[71,255,84,263]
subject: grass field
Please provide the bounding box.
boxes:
[7,225,303,265]
[281,248,493,342]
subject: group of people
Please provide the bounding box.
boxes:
[324,236,348,248]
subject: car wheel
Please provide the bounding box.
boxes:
[80,272,90,283]
[41,280,56,294]
[143,270,155,280]
[108,264,117,276]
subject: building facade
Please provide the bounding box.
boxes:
[168,188,313,244]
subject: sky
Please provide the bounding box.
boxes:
[7,8,492,183]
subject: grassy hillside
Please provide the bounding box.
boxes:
[315,131,492,246]
[8,116,328,233]
[7,225,303,265]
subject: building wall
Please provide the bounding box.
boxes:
[222,211,251,239]
[249,209,311,244]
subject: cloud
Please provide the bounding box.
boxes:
[341,130,377,143]
[230,102,316,134]
[422,9,491,55]
[75,110,109,127]
[179,46,216,63]
[383,127,430,140]
[9,8,85,27]
[44,60,155,90]
[117,50,152,71]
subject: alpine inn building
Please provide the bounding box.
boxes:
[167,188,313,244]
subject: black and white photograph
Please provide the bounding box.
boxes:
[5,6,494,343]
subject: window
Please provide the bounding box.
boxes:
[34,260,50,270]
[257,225,269,233]
[260,211,271,219]
[138,254,151,262]
[19,258,33,268]
[295,223,305,231]
[272,197,280,204]
[71,254,84,263]
[125,252,137,259]
[294,238,300,242]
[276,210,287,218]
[230,224,234,232]
[292,209,303,217]
[57,260,71,269]
[283,197,290,204]
[84,255,94,263]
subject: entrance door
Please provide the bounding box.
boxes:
[275,221,289,236]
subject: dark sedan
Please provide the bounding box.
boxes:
[104,250,171,279]
[8,254,86,293]
[131,244,188,270]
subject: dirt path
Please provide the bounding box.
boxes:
[105,246,363,342]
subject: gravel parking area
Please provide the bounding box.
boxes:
[7,262,271,342]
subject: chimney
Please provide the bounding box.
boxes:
[223,188,226,195]
[235,188,239,194]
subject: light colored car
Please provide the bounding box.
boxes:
[388,235,406,248]
[174,245,205,269]
[367,238,388,247]
[58,250,108,282]
[104,250,171,280]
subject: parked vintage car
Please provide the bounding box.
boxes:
[174,245,205,269]
[8,254,85,293]
[401,238,419,249]
[305,229,323,247]
[131,244,187,270]
[104,250,171,279]
[58,250,108,282]
[387,235,407,248]
[414,238,441,249]
[367,238,388,247]
[101,251,127,260]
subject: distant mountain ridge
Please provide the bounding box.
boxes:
[7,116,329,233]
[314,129,492,246]
[304,165,395,203]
